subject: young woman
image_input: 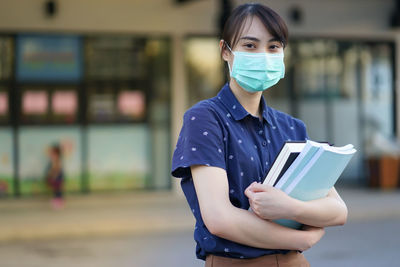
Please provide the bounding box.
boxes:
[171,3,348,266]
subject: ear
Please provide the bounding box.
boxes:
[219,40,231,62]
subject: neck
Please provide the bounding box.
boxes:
[229,79,263,119]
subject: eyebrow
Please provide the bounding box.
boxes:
[239,36,260,42]
[239,36,282,43]
[268,37,282,43]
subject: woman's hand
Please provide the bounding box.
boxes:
[245,182,300,220]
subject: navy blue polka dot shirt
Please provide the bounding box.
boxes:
[171,83,308,260]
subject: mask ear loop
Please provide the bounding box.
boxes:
[224,41,233,53]
[223,40,233,75]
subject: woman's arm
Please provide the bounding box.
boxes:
[245,183,348,227]
[293,187,348,226]
[191,165,325,251]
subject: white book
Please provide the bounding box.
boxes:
[274,140,329,191]
[263,142,306,186]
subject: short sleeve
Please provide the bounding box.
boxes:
[171,104,226,179]
[293,117,309,141]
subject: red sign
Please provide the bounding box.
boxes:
[23,91,48,114]
[118,91,145,118]
[52,91,77,115]
[0,92,7,115]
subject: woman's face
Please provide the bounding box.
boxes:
[221,16,284,66]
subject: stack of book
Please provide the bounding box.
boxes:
[263,140,357,229]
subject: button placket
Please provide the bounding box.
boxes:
[258,121,267,147]
[254,118,268,177]
[261,122,267,146]
[262,140,267,146]
[263,123,272,173]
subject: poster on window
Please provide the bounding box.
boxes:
[88,93,115,121]
[0,128,13,196]
[18,127,82,195]
[52,90,77,115]
[22,91,48,115]
[16,34,83,83]
[117,90,145,119]
[87,125,149,190]
[0,92,8,116]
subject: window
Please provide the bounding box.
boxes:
[0,37,13,81]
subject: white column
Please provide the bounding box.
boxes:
[171,33,187,195]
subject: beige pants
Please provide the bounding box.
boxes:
[205,251,310,267]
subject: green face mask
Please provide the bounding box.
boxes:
[226,44,285,93]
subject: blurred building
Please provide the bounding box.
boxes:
[0,0,398,196]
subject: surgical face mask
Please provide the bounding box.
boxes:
[226,43,285,93]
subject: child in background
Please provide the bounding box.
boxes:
[45,144,64,209]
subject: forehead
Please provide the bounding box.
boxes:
[238,16,273,41]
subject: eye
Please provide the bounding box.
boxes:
[268,42,283,52]
[244,43,256,49]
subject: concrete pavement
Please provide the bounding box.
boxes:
[0,187,399,242]
[0,191,194,242]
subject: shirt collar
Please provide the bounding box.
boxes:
[260,94,273,126]
[217,83,272,125]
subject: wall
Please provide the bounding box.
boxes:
[256,0,396,37]
[0,0,218,34]
[0,0,395,36]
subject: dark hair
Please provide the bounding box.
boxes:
[221,3,288,52]
[51,144,62,158]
